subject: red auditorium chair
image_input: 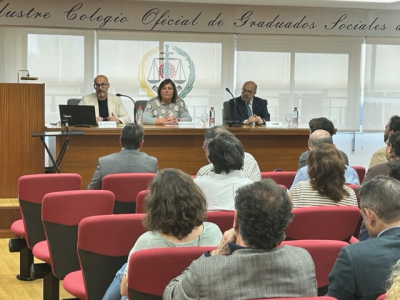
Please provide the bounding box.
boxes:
[281,240,348,296]
[135,189,149,213]
[351,165,366,183]
[376,293,386,300]
[260,171,297,189]
[102,173,156,214]
[8,173,81,281]
[128,247,215,300]
[31,190,114,300]
[63,213,147,300]
[285,206,360,243]
[206,211,234,233]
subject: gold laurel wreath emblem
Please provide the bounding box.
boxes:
[138,46,196,99]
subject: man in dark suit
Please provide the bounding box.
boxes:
[327,175,400,300]
[229,81,270,125]
[163,179,317,300]
[87,123,157,189]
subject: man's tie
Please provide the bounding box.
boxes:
[247,103,252,118]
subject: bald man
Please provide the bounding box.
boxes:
[289,129,359,191]
[228,81,270,125]
[80,75,131,125]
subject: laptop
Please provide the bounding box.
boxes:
[59,104,97,126]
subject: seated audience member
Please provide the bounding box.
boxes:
[87,123,157,190]
[388,159,400,181]
[197,126,261,181]
[290,130,360,191]
[369,115,400,168]
[327,176,400,300]
[163,179,317,300]
[290,143,357,208]
[80,75,131,124]
[143,78,192,125]
[228,81,270,125]
[194,132,253,210]
[363,131,400,184]
[386,259,400,300]
[298,117,349,169]
[103,168,222,300]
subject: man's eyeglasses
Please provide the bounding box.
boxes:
[242,88,255,95]
[94,83,109,88]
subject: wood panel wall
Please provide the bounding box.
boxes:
[0,83,45,198]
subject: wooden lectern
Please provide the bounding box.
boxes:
[0,83,45,197]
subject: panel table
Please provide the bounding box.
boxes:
[52,125,309,189]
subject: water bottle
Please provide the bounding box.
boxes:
[209,107,215,127]
[292,107,298,128]
[136,106,143,125]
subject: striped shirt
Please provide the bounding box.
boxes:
[292,181,358,208]
[196,152,261,181]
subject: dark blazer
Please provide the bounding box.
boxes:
[229,96,270,123]
[327,226,400,300]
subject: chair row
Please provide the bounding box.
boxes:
[63,213,348,300]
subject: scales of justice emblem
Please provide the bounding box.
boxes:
[138,44,196,99]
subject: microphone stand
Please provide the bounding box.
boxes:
[225,88,242,127]
[116,93,135,122]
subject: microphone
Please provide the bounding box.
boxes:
[225,88,242,127]
[117,93,136,122]
[116,93,135,104]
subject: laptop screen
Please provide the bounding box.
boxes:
[59,104,97,126]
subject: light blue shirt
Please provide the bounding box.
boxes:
[289,165,360,191]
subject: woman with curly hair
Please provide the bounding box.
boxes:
[386,259,400,300]
[103,168,222,300]
[289,143,357,208]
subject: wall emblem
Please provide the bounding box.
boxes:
[138,44,195,98]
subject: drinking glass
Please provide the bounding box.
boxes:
[201,113,208,128]
[285,113,293,128]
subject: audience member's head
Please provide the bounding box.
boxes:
[307,143,347,201]
[309,117,335,136]
[235,179,293,250]
[202,125,229,155]
[207,132,244,174]
[388,159,400,181]
[120,123,144,149]
[359,175,400,237]
[384,115,400,143]
[308,129,333,149]
[387,132,400,161]
[386,259,400,300]
[143,168,206,239]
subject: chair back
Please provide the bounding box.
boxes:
[42,190,114,279]
[281,240,348,295]
[376,293,387,300]
[351,165,366,183]
[18,173,82,249]
[260,171,297,189]
[223,101,230,123]
[102,173,156,214]
[67,98,81,105]
[135,190,149,213]
[128,246,215,300]
[285,206,361,242]
[206,211,234,233]
[77,214,146,300]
